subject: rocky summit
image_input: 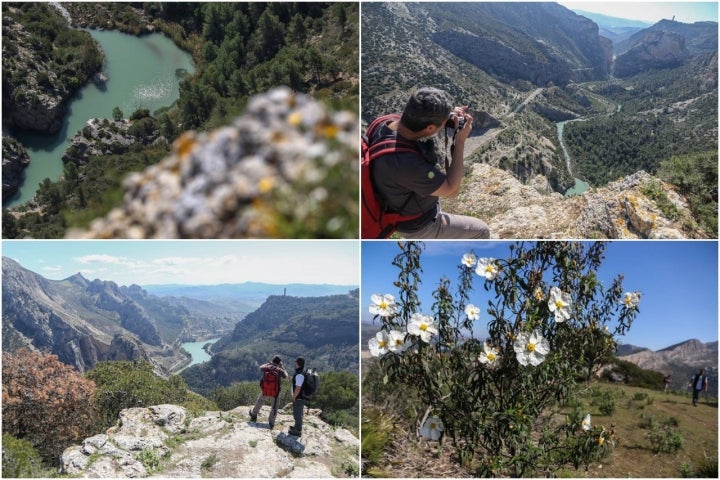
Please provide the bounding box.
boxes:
[68,87,358,239]
[61,404,359,478]
[448,163,703,239]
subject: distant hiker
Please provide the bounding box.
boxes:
[690,368,708,406]
[289,356,307,437]
[249,355,288,429]
[663,374,671,392]
[364,87,490,239]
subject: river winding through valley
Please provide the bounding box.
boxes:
[7,29,194,207]
[556,119,590,197]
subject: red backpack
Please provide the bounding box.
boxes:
[261,365,281,397]
[361,114,425,239]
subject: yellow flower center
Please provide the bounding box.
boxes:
[379,301,388,309]
[420,324,428,331]
[487,353,496,361]
[486,265,495,273]
[258,177,274,193]
[429,422,437,430]
[395,339,403,346]
[555,300,565,309]
[598,436,605,445]
[526,342,536,352]
[378,340,387,348]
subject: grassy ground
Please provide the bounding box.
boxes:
[362,380,717,478]
[556,383,718,478]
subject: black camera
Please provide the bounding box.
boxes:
[447,112,466,130]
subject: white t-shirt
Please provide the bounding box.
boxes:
[294,373,305,389]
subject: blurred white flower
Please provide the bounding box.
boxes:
[419,416,443,441]
[461,252,477,268]
[513,329,550,366]
[582,414,591,431]
[464,304,481,321]
[407,313,438,343]
[476,257,499,280]
[548,286,572,322]
[369,294,396,317]
[621,291,641,309]
[478,342,500,367]
[387,329,410,353]
[368,330,390,357]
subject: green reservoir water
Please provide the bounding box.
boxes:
[7,29,194,207]
[181,338,221,368]
[557,120,590,197]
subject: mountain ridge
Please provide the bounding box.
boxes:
[617,338,718,395]
[2,256,191,374]
[180,290,359,396]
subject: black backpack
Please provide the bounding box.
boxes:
[301,368,319,400]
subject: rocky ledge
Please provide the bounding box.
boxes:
[62,117,161,166]
[68,87,358,239]
[2,136,30,200]
[448,163,705,239]
[61,404,359,478]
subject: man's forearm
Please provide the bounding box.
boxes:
[445,138,466,193]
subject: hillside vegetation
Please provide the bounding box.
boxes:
[364,371,717,478]
[181,290,359,397]
[3,2,358,238]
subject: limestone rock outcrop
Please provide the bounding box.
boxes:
[69,87,358,239]
[614,31,690,77]
[61,404,359,478]
[448,163,703,239]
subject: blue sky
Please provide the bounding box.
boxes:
[362,241,718,351]
[2,240,359,287]
[559,1,718,24]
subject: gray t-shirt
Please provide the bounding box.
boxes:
[371,120,446,217]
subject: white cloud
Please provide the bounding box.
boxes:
[75,254,134,265]
[152,257,202,266]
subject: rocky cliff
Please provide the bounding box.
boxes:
[62,117,161,166]
[2,136,30,200]
[2,4,102,133]
[61,404,359,478]
[614,30,690,77]
[446,163,705,239]
[1,257,188,373]
[618,339,718,395]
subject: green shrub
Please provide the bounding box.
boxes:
[367,242,639,476]
[648,426,684,453]
[1,434,53,478]
[360,407,395,477]
[86,360,216,428]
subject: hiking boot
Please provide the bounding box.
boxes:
[288,427,302,437]
[249,410,257,422]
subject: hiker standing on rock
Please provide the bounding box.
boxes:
[289,356,306,437]
[690,368,708,406]
[364,87,490,239]
[249,355,288,429]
